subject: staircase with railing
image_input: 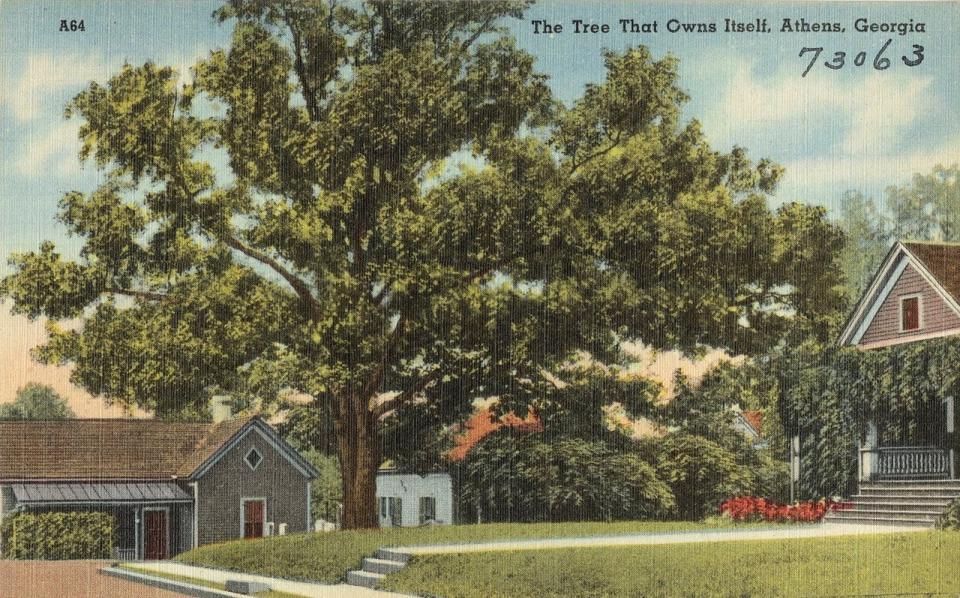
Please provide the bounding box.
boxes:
[836,446,960,527]
[824,479,960,527]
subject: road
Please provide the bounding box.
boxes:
[0,561,187,598]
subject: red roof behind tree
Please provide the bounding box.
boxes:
[448,408,542,462]
[741,410,763,437]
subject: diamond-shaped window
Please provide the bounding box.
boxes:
[245,447,263,471]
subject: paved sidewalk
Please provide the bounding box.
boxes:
[0,561,188,598]
[395,522,928,555]
[129,562,407,598]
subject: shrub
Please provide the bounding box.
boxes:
[529,439,675,521]
[751,453,791,503]
[1,511,113,559]
[719,496,849,523]
[937,498,960,530]
[458,431,675,523]
[655,433,754,520]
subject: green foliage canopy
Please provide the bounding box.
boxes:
[0,1,845,527]
[458,430,674,523]
[836,165,960,299]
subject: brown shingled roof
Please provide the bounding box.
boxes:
[903,241,960,304]
[0,416,255,481]
[176,417,253,477]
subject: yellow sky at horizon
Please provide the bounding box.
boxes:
[0,302,138,418]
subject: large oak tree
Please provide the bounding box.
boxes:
[2,0,845,528]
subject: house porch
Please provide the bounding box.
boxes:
[8,482,194,560]
[828,397,960,528]
[858,396,957,483]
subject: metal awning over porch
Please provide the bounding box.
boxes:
[11,482,192,506]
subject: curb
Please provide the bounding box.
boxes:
[99,566,245,598]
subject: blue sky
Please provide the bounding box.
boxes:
[0,1,958,410]
[513,2,960,211]
[2,1,958,270]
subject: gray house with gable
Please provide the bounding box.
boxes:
[0,415,318,559]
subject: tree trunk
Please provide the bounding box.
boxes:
[336,394,380,529]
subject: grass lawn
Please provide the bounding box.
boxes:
[174,520,767,584]
[381,531,960,598]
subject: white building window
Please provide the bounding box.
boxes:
[419,496,436,525]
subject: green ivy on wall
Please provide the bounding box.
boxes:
[781,337,960,498]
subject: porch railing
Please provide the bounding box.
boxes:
[875,446,951,479]
[112,547,136,561]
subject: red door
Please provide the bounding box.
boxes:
[243,500,265,539]
[144,510,168,560]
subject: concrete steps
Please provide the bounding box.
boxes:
[345,549,412,588]
[346,570,385,588]
[824,480,960,528]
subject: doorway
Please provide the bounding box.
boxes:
[242,499,266,539]
[143,509,168,560]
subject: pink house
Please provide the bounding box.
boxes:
[828,240,960,526]
[838,240,960,483]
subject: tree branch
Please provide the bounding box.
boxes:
[103,287,168,302]
[284,10,321,123]
[372,367,442,419]
[568,131,623,176]
[459,14,496,54]
[220,234,320,313]
[361,315,406,403]
[157,57,321,317]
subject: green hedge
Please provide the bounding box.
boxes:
[937,498,960,530]
[1,511,113,559]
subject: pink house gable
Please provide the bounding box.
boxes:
[839,242,960,350]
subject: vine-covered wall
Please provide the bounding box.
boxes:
[782,337,960,498]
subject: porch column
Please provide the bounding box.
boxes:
[947,396,956,479]
[859,420,878,481]
[134,507,142,560]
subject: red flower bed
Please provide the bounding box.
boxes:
[719,496,851,523]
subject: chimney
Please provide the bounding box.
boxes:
[210,395,233,423]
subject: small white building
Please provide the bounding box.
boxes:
[375,469,454,527]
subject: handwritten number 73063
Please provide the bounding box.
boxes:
[800,39,924,77]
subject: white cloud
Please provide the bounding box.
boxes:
[841,73,933,155]
[706,62,840,129]
[702,58,934,156]
[2,52,112,122]
[15,119,82,177]
[780,132,960,208]
[691,51,944,205]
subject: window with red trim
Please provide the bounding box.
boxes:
[901,296,921,331]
